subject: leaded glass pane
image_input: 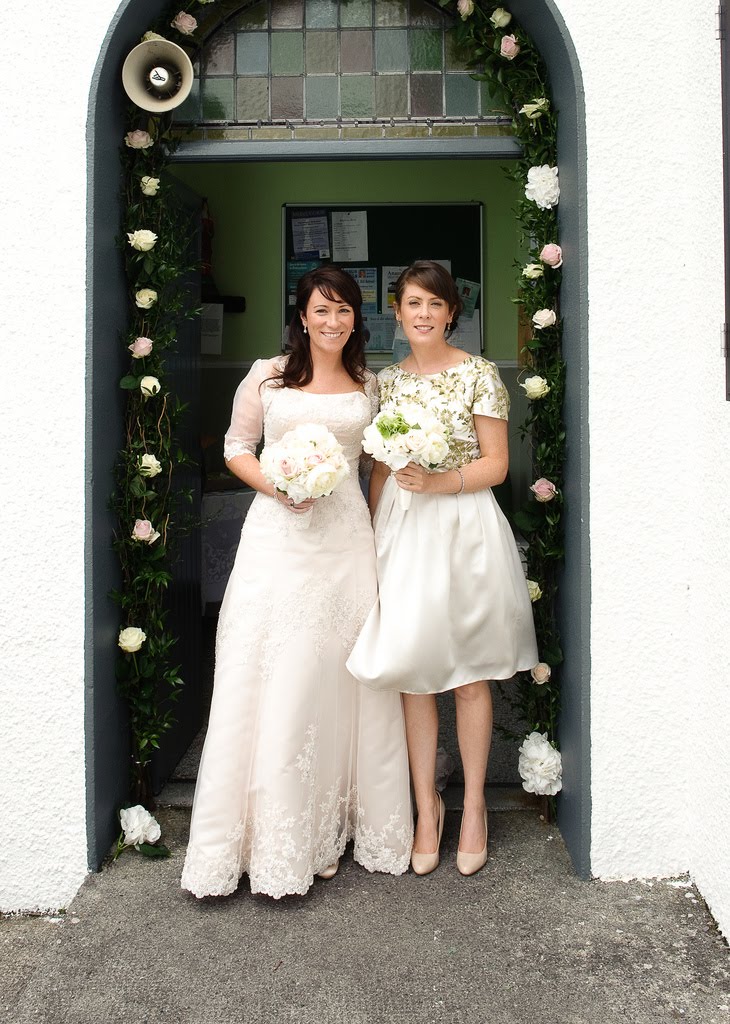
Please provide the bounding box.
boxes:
[271,76,304,117]
[341,30,373,73]
[271,0,303,27]
[307,31,339,72]
[374,29,408,72]
[271,32,304,75]
[237,32,269,75]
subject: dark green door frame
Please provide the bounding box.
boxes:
[87,0,590,875]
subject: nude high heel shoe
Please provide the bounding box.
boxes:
[411,792,446,876]
[317,859,339,880]
[456,809,488,877]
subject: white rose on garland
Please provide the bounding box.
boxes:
[519,375,551,400]
[530,662,552,685]
[138,453,162,478]
[500,34,520,60]
[522,263,543,280]
[140,176,160,197]
[128,230,158,252]
[132,519,161,544]
[525,164,560,210]
[457,0,474,19]
[490,7,512,28]
[532,308,557,330]
[118,626,146,653]
[530,478,557,503]
[519,98,549,120]
[518,731,563,795]
[140,375,161,398]
[135,288,158,309]
[526,579,542,602]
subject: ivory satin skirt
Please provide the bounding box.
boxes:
[347,475,539,695]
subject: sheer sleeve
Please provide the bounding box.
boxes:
[472,359,510,421]
[223,359,274,462]
[358,371,380,481]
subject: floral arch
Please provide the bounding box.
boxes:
[88,0,590,874]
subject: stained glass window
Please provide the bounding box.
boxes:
[174,0,510,137]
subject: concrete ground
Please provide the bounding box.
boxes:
[2,801,728,1024]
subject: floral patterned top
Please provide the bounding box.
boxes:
[378,355,509,471]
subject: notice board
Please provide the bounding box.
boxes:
[282,202,483,353]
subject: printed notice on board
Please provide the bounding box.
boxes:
[455,277,481,319]
[332,210,368,262]
[381,266,407,313]
[287,259,322,304]
[292,210,330,259]
[451,311,481,355]
[363,313,396,352]
[343,267,378,314]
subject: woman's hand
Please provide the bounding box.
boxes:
[275,490,316,515]
[393,462,433,494]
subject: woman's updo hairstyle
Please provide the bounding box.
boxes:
[277,265,367,389]
[394,260,464,335]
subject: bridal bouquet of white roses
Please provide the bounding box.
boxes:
[260,424,349,525]
[361,401,450,510]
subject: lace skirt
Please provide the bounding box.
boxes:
[181,488,413,899]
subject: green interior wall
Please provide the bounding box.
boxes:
[171,158,522,362]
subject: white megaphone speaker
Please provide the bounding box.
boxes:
[122,39,194,113]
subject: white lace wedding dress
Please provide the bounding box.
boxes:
[181,357,413,899]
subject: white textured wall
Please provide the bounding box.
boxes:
[1,0,729,930]
[0,0,121,911]
[554,0,730,933]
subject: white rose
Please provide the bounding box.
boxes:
[457,0,474,19]
[423,433,449,465]
[306,464,342,497]
[120,805,162,847]
[525,164,560,210]
[519,98,549,120]
[135,288,158,309]
[140,176,160,197]
[522,263,544,280]
[127,230,158,252]
[518,732,562,796]
[140,375,161,398]
[138,453,162,477]
[131,519,161,544]
[530,662,552,685]
[118,626,146,653]
[404,429,429,455]
[532,308,557,330]
[490,7,512,28]
[526,579,542,602]
[519,375,550,400]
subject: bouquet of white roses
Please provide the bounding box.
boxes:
[260,423,349,525]
[361,401,450,510]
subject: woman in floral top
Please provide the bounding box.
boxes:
[348,261,538,878]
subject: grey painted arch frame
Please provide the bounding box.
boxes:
[87,0,590,875]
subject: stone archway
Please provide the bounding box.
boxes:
[87,0,590,874]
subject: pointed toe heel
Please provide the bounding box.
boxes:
[456,809,488,877]
[411,793,445,876]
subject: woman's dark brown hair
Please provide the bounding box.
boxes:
[275,266,367,389]
[394,260,464,334]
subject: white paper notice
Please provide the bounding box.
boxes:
[332,211,368,262]
[450,310,482,356]
[381,266,407,313]
[292,213,330,258]
[201,302,224,355]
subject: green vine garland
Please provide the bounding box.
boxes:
[113,0,565,815]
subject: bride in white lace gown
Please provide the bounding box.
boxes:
[181,268,413,899]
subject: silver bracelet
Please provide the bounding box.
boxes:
[455,468,465,495]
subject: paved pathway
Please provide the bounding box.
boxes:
[2,807,728,1024]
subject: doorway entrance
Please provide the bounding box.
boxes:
[88,0,589,876]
